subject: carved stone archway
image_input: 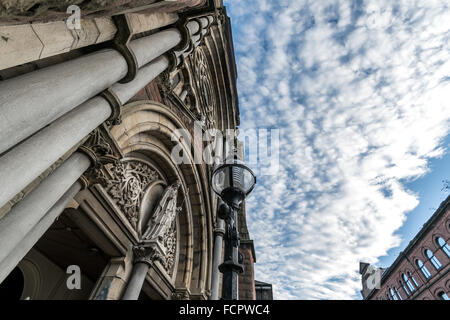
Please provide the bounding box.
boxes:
[109,100,213,300]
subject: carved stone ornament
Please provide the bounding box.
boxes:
[104,160,159,229]
[172,290,190,300]
[133,244,165,266]
[141,181,182,274]
[157,71,173,98]
[192,47,217,129]
[79,127,118,167]
[79,127,121,187]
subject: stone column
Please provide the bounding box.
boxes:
[111,55,170,104]
[179,89,188,102]
[211,218,226,300]
[0,52,176,209]
[0,152,91,283]
[121,263,149,300]
[122,244,164,300]
[0,28,182,155]
[0,50,127,155]
[0,181,82,283]
[187,20,201,35]
[130,29,181,68]
[0,97,112,210]
[90,255,133,300]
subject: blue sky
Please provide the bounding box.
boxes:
[224,0,450,299]
[379,135,450,267]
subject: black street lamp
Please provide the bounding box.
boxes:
[211,153,256,300]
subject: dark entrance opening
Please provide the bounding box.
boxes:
[0,267,24,299]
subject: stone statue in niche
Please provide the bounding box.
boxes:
[141,181,182,274]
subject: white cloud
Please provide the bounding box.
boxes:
[226,0,450,299]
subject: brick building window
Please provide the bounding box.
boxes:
[400,280,410,297]
[426,249,442,271]
[389,288,399,300]
[407,272,419,288]
[438,291,449,300]
[437,237,450,258]
[402,273,415,292]
[394,287,403,300]
[416,259,431,279]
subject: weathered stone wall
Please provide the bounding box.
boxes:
[0,0,206,25]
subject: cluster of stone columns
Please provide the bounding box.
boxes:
[0,14,214,300]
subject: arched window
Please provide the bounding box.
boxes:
[402,273,415,292]
[389,288,398,300]
[426,249,442,270]
[416,259,431,279]
[407,272,419,288]
[438,291,449,300]
[400,280,410,296]
[394,287,403,300]
[437,237,450,258]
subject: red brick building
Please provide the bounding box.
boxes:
[237,201,257,300]
[361,194,450,300]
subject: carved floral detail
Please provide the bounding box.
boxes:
[105,161,159,229]
[133,245,165,266]
[163,221,177,273]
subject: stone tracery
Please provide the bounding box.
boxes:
[192,47,217,129]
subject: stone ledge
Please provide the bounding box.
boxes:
[0,11,179,71]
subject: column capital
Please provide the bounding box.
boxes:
[132,243,165,267]
[171,288,191,300]
[214,226,226,237]
[78,125,123,188]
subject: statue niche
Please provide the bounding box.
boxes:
[140,181,181,274]
[104,158,182,275]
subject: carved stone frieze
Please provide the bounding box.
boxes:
[104,160,159,229]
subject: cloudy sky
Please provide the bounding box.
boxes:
[224,0,450,299]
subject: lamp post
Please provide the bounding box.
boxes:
[211,153,256,300]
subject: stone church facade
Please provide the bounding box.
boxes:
[0,0,257,300]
